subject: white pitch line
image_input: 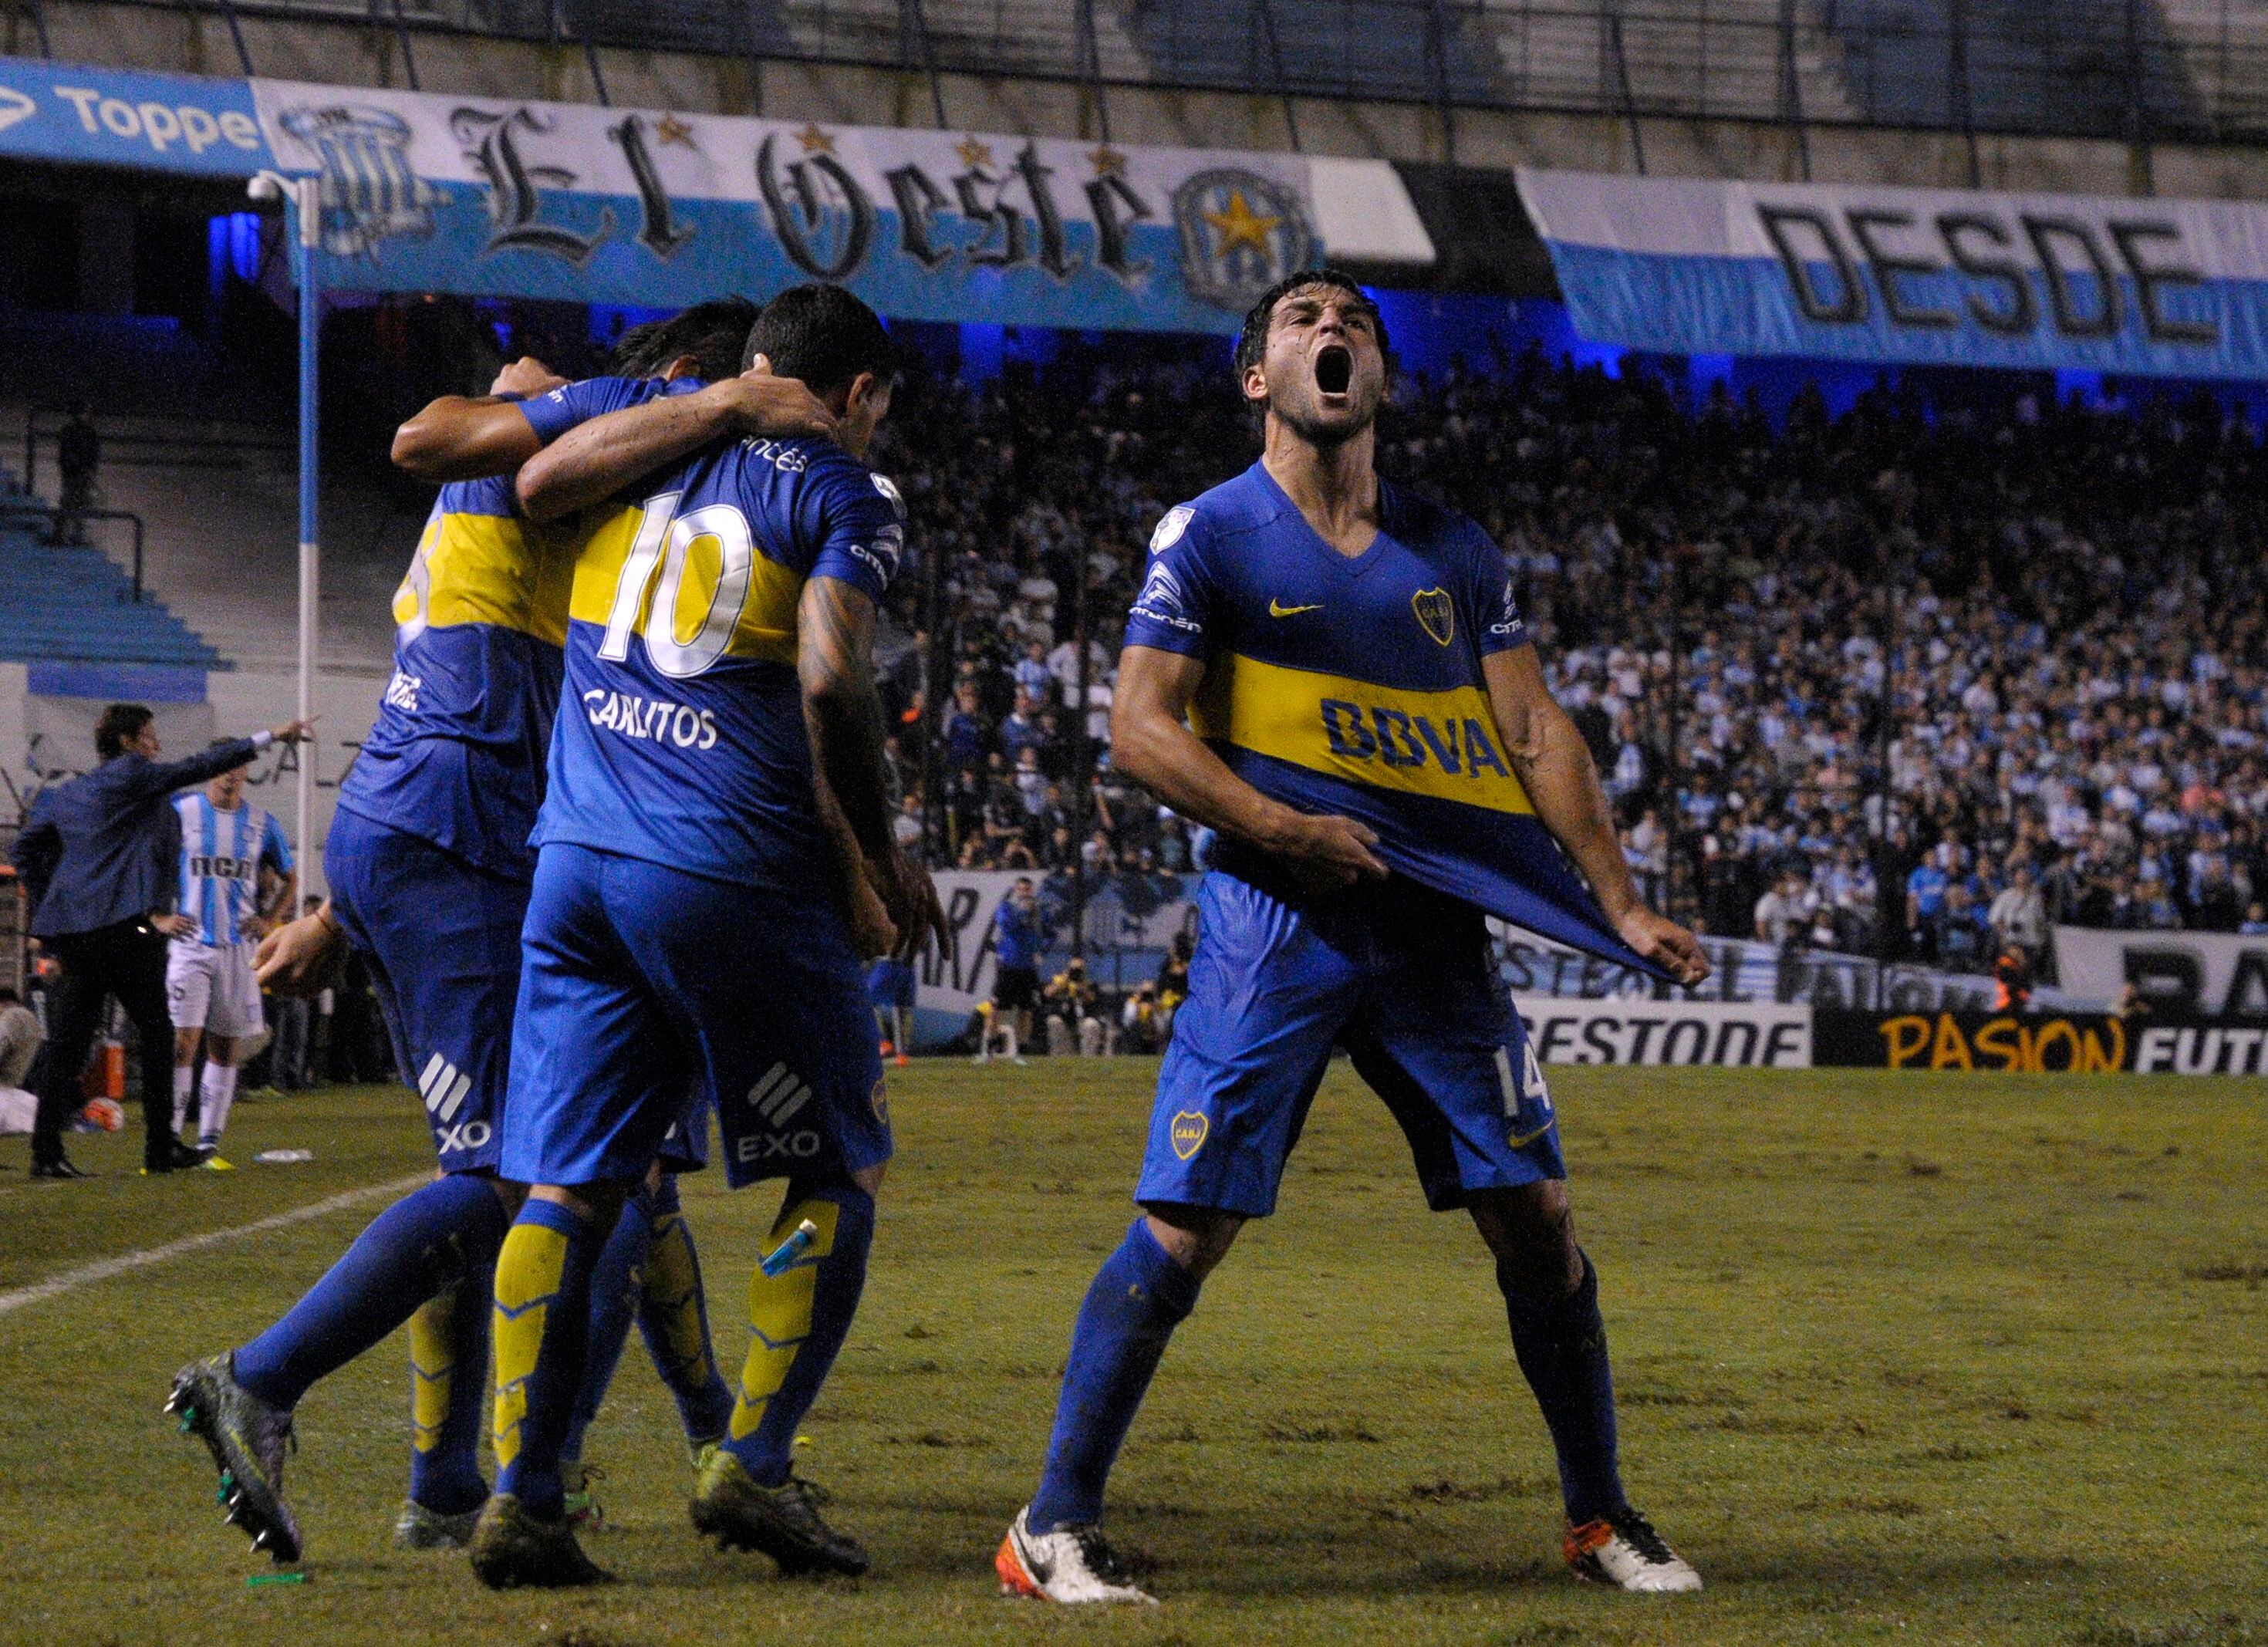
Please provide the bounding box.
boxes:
[0,1173,428,1318]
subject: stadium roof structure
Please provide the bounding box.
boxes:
[45,0,2268,145]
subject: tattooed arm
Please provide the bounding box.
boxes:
[798,575,947,956]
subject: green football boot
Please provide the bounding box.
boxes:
[466,1493,613,1589]
[166,1355,302,1563]
[689,1447,869,1576]
[393,1499,481,1550]
[561,1460,605,1530]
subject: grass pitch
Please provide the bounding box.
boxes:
[1,1061,2263,1647]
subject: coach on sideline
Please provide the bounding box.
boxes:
[9,704,312,1179]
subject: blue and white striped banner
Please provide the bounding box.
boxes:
[248,79,1338,332]
[1517,167,2268,379]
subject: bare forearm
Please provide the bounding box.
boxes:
[517,390,737,522]
[1505,703,1642,920]
[798,577,894,859]
[392,397,539,481]
[1113,713,1294,852]
[262,870,299,925]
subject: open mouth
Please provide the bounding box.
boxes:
[1314,344,1352,397]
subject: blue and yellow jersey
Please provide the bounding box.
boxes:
[337,376,697,881]
[173,794,292,946]
[1124,461,1652,970]
[531,433,906,892]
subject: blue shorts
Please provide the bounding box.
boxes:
[866,957,915,1012]
[1137,871,1564,1218]
[504,844,887,1191]
[327,807,524,1175]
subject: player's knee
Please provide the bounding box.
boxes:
[1142,1204,1242,1279]
[640,1173,682,1220]
[1472,1182,1581,1297]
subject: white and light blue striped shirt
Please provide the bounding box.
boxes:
[173,794,293,947]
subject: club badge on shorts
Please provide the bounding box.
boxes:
[1169,1110,1209,1160]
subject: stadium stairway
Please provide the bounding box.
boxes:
[0,479,224,670]
[10,405,400,677]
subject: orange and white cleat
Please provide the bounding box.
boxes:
[1564,1506,1702,1592]
[995,1506,1156,1604]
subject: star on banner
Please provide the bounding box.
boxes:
[955,135,995,170]
[654,113,696,147]
[796,123,835,154]
[1088,145,1126,177]
[1203,189,1281,256]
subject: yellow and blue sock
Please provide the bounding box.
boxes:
[560,1193,653,1471]
[636,1176,734,1445]
[1028,1218,1201,1532]
[492,1197,603,1520]
[407,1274,491,1516]
[724,1179,874,1487]
[1499,1248,1625,1525]
[234,1173,508,1411]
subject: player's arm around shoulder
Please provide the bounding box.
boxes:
[1480,643,1708,986]
[391,356,569,482]
[516,361,838,524]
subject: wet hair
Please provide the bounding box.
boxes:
[95,703,152,760]
[611,295,761,383]
[740,283,895,397]
[1232,267,1389,380]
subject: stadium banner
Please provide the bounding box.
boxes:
[2052,925,2268,1019]
[1517,167,2268,379]
[1515,997,1811,1068]
[0,57,273,175]
[911,869,1196,1049]
[1493,923,2004,1011]
[246,79,1323,332]
[1814,1007,2136,1072]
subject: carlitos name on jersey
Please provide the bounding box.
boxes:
[583,688,721,750]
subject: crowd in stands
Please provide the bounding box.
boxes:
[866,336,2268,971]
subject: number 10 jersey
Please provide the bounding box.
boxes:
[532,432,906,894]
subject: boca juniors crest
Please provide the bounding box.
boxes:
[1410,587,1455,647]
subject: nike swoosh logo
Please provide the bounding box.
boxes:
[1268,599,1321,617]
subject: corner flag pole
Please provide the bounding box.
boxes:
[252,170,322,901]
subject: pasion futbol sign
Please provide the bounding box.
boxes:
[248,79,1318,332]
[1517,167,2268,379]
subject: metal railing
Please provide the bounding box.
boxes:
[65,0,2268,143]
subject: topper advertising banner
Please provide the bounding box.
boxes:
[0,57,272,174]
[248,79,1321,332]
[1517,167,2268,379]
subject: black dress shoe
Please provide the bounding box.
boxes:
[31,1157,91,1180]
[168,1139,206,1170]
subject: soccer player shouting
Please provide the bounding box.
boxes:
[995,270,1711,1604]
